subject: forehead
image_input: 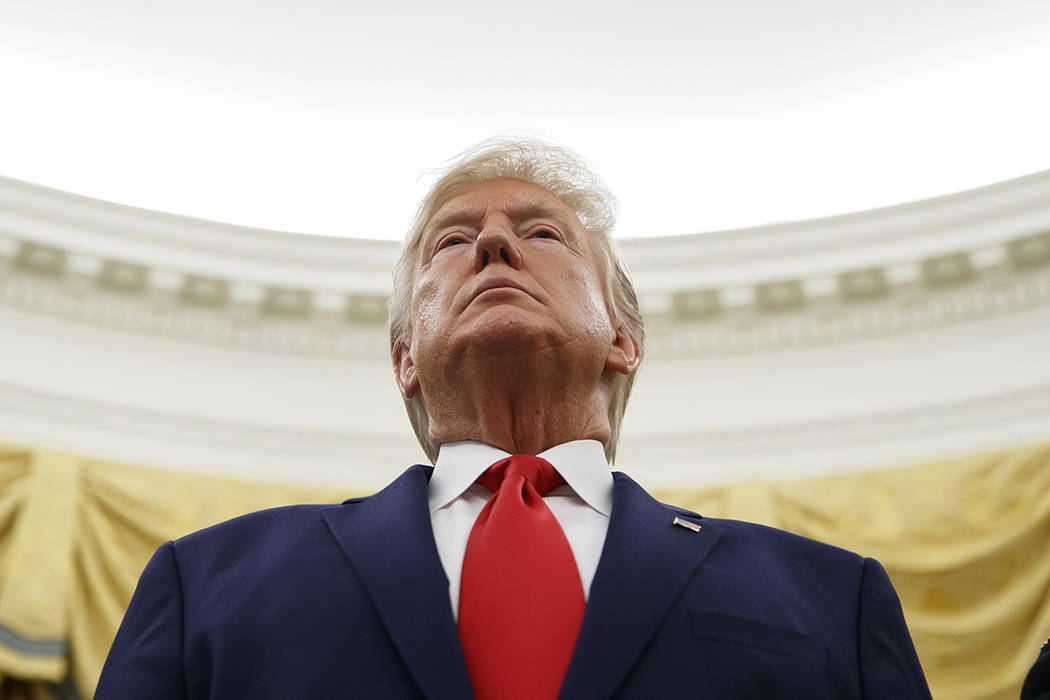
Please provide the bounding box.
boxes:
[424,178,581,232]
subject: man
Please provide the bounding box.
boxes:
[96,139,932,698]
[1021,638,1050,700]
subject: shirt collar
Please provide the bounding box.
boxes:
[428,439,613,517]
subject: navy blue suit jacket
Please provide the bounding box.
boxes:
[96,466,931,698]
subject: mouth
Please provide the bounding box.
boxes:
[469,277,533,304]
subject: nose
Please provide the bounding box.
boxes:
[473,226,523,272]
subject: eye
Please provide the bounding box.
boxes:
[435,234,469,252]
[531,229,558,240]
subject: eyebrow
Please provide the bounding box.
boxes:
[425,195,570,235]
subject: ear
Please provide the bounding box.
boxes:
[393,338,420,399]
[605,323,641,376]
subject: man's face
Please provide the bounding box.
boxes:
[395,177,620,398]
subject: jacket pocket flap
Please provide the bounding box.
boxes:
[689,611,829,670]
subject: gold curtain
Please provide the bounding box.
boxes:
[0,439,1047,699]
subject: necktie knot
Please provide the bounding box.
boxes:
[477,454,565,496]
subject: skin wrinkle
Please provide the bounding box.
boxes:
[394,178,638,458]
[423,195,569,247]
[422,219,587,273]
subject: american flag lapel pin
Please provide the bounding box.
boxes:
[673,516,702,532]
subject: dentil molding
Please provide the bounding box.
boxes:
[1,171,1049,359]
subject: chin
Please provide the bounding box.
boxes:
[460,307,556,356]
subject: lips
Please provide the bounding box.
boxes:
[468,277,533,304]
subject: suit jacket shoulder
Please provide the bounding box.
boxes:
[174,503,333,566]
[568,474,931,699]
[97,466,459,700]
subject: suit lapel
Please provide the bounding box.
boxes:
[322,465,475,700]
[559,471,724,700]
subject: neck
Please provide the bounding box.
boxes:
[420,355,613,456]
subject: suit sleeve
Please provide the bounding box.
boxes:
[95,541,188,699]
[857,557,932,699]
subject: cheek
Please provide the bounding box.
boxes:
[410,274,455,339]
[410,282,439,330]
[569,270,617,338]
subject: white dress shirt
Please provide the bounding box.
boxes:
[429,439,614,620]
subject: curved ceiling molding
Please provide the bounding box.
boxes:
[1,172,1049,485]
[1,172,1049,359]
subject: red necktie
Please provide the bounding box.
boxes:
[458,454,585,700]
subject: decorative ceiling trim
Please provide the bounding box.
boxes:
[0,266,389,359]
[0,176,398,292]
[1,171,1049,358]
[649,257,1050,358]
[619,169,1050,287]
[3,236,1049,360]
